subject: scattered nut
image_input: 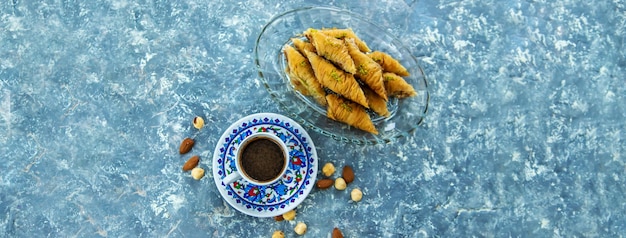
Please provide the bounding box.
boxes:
[274,215,284,221]
[282,209,296,221]
[342,165,355,183]
[332,227,344,238]
[351,188,363,202]
[272,230,285,238]
[179,138,195,154]
[191,167,205,180]
[193,116,205,130]
[334,177,347,190]
[322,162,336,177]
[294,222,307,235]
[182,155,200,171]
[316,179,334,189]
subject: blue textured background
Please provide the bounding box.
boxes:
[1,0,625,237]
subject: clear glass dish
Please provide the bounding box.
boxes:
[254,6,430,145]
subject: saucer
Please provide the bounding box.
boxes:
[212,113,318,217]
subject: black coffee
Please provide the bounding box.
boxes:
[240,138,285,182]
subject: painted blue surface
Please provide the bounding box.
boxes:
[1,0,625,237]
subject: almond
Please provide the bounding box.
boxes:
[179,137,194,154]
[342,165,355,183]
[332,227,344,238]
[182,155,200,171]
[274,215,284,221]
[316,179,334,189]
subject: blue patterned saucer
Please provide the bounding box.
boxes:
[212,113,318,217]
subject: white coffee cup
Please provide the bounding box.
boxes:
[222,132,289,186]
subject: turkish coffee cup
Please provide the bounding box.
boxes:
[222,132,289,186]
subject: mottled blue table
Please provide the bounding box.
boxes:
[1,0,625,237]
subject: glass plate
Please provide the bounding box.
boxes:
[254,6,430,145]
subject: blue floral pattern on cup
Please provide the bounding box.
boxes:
[214,115,316,214]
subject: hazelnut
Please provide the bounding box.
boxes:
[193,116,205,130]
[282,209,296,221]
[272,230,285,238]
[322,162,336,177]
[351,188,363,202]
[191,167,205,180]
[294,222,307,235]
[334,178,347,190]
